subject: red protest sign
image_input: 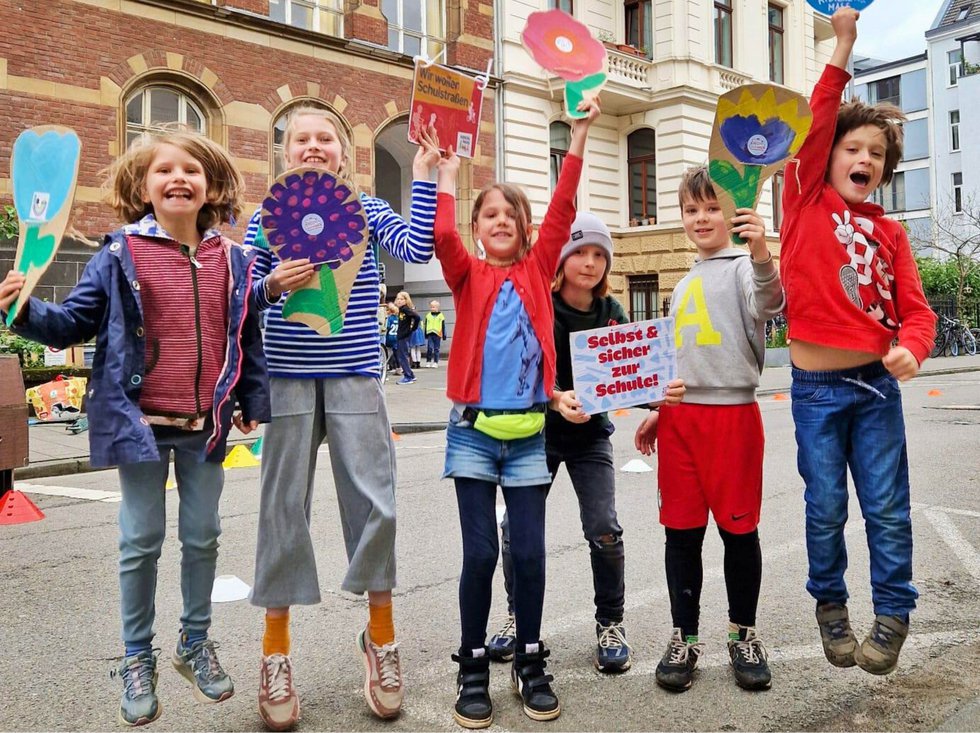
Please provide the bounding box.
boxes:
[408,61,485,159]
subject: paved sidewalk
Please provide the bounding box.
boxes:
[14,353,980,480]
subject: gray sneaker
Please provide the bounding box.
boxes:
[854,615,909,675]
[172,637,235,703]
[113,650,161,727]
[815,602,858,668]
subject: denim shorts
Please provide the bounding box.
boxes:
[443,407,551,487]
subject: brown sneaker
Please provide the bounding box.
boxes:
[815,602,857,668]
[357,627,404,719]
[258,654,300,731]
[854,615,909,675]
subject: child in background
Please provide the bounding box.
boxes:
[780,7,935,676]
[244,106,440,729]
[394,290,421,384]
[490,212,685,674]
[409,301,426,368]
[385,302,401,373]
[0,131,269,727]
[434,98,600,728]
[635,167,784,693]
[423,299,447,367]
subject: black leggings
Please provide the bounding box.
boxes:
[664,526,762,638]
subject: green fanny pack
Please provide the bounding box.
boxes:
[462,405,546,441]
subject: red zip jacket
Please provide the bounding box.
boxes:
[434,155,582,405]
[781,64,935,364]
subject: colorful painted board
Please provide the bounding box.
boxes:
[708,84,812,243]
[408,61,485,159]
[521,9,608,119]
[261,168,369,336]
[6,126,82,326]
[805,0,874,13]
[570,317,676,415]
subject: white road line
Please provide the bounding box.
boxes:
[923,509,980,586]
[16,483,122,503]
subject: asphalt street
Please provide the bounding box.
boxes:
[1,371,978,731]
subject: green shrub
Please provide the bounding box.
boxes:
[0,204,18,240]
[0,328,45,368]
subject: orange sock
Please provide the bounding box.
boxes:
[263,612,290,656]
[368,602,395,646]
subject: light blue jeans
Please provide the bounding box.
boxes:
[791,361,917,617]
[117,426,224,648]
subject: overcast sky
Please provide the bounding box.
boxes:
[851,0,946,61]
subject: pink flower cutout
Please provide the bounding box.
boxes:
[522,9,607,82]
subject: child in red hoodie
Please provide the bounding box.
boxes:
[780,7,935,677]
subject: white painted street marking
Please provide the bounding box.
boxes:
[17,483,122,503]
[923,508,980,587]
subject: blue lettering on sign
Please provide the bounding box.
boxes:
[805,0,874,12]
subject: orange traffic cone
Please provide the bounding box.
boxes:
[927,389,943,397]
[0,490,45,525]
[614,409,630,417]
[391,430,402,441]
[773,393,789,401]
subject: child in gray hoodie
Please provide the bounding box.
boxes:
[634,166,784,693]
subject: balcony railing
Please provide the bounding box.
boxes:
[607,48,654,88]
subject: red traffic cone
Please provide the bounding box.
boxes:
[0,490,45,525]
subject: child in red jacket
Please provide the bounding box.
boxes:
[433,98,599,728]
[780,7,936,677]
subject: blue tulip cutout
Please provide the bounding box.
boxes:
[719,115,796,166]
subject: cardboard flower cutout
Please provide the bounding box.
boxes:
[708,84,812,243]
[522,9,608,119]
[261,168,369,336]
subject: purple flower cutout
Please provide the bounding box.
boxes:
[719,115,795,166]
[261,169,367,269]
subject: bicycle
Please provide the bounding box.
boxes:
[931,313,978,357]
[379,342,390,384]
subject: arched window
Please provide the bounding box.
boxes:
[627,128,656,226]
[125,86,206,148]
[271,101,331,178]
[549,121,571,193]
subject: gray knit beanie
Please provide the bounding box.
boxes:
[557,212,613,276]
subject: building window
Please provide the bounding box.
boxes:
[949,48,963,85]
[772,171,784,232]
[957,5,971,21]
[868,76,901,106]
[714,0,733,68]
[549,121,571,193]
[628,274,660,321]
[950,109,961,151]
[627,129,656,225]
[768,4,784,84]
[125,86,205,148]
[271,101,331,178]
[552,0,573,13]
[625,0,652,56]
[382,0,446,58]
[872,171,905,212]
[270,0,343,35]
[953,172,963,212]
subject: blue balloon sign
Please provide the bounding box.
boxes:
[805,0,874,12]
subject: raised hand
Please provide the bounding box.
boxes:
[413,124,442,179]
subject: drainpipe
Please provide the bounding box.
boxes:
[493,0,505,180]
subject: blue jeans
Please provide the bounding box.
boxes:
[395,337,415,379]
[425,333,442,363]
[117,426,224,648]
[791,362,917,617]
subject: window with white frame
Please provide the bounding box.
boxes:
[950,110,961,151]
[715,0,733,68]
[125,86,206,148]
[269,0,343,36]
[868,76,900,106]
[953,172,963,212]
[768,4,784,84]
[949,48,963,85]
[381,0,445,58]
[871,171,905,212]
[625,0,653,56]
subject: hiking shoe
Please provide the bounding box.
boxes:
[396,377,416,385]
[655,628,704,692]
[259,653,300,731]
[488,614,517,662]
[727,625,772,690]
[854,614,909,675]
[511,643,560,721]
[113,649,161,726]
[595,620,632,673]
[451,647,493,729]
[357,627,404,719]
[172,637,235,703]
[816,602,858,668]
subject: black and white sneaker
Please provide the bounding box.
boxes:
[511,643,560,721]
[451,647,492,729]
[655,628,703,692]
[727,625,772,690]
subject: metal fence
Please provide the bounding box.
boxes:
[929,297,980,327]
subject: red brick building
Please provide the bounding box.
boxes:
[0,0,496,302]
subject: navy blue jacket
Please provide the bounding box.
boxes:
[10,229,270,467]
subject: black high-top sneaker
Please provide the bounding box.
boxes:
[511,643,560,721]
[450,647,492,729]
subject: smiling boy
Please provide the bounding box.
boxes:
[779,7,935,677]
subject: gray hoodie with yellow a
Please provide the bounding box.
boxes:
[669,248,785,405]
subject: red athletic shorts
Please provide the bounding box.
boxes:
[656,402,764,533]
